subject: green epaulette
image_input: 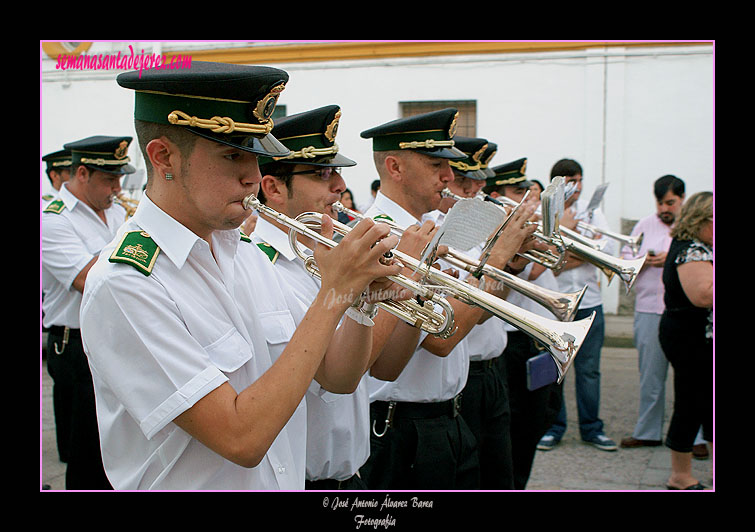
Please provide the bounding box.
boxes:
[109,230,160,276]
[256,242,279,264]
[240,230,252,243]
[373,213,394,223]
[43,199,66,214]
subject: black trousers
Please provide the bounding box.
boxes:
[501,331,562,490]
[46,327,112,490]
[360,398,479,490]
[460,358,514,489]
[659,312,713,452]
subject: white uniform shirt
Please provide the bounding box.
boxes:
[366,193,469,403]
[552,198,615,309]
[251,215,371,482]
[42,182,126,328]
[422,209,508,363]
[80,194,311,490]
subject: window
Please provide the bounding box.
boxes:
[399,100,477,137]
[272,105,287,119]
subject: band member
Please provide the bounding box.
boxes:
[356,109,538,489]
[42,148,72,197]
[42,135,135,489]
[432,137,518,489]
[253,104,437,489]
[79,62,403,490]
[483,157,564,489]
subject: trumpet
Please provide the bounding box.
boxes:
[248,195,595,383]
[114,194,139,219]
[332,202,586,323]
[576,220,644,256]
[447,190,646,292]
[243,194,456,339]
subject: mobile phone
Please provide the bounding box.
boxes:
[648,249,656,256]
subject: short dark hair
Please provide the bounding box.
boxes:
[371,179,381,192]
[653,174,685,201]
[550,158,583,179]
[134,119,198,179]
[257,161,295,204]
[482,183,505,196]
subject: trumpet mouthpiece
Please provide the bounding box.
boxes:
[243,195,260,211]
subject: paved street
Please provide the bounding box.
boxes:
[40,316,714,491]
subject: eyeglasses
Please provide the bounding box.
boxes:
[288,167,341,180]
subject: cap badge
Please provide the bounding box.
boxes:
[253,82,286,123]
[114,140,129,160]
[448,111,459,139]
[324,110,341,143]
[472,143,488,163]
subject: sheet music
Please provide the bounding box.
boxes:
[585,183,609,215]
[418,197,507,268]
[541,177,565,237]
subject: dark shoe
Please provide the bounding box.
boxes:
[692,443,709,460]
[584,434,618,451]
[536,434,560,451]
[620,436,663,448]
[666,482,707,490]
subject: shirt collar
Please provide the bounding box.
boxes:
[58,182,80,210]
[253,215,298,262]
[131,193,239,270]
[371,191,422,229]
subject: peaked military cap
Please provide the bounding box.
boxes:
[259,104,356,168]
[360,108,466,160]
[479,142,498,178]
[448,136,490,180]
[42,149,72,171]
[64,135,136,175]
[116,61,290,158]
[486,157,533,188]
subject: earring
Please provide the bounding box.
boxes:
[165,172,173,180]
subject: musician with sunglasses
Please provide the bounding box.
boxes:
[79,63,403,490]
[252,105,435,490]
[356,110,538,490]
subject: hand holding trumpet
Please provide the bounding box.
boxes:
[485,192,539,272]
[314,214,403,313]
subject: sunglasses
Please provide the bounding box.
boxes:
[288,167,341,180]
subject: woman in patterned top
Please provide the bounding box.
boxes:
[659,191,713,490]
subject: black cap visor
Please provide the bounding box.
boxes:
[187,129,291,158]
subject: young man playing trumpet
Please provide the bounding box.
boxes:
[79,63,404,490]
[252,104,436,490]
[356,110,538,489]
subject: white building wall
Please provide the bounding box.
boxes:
[40,42,714,313]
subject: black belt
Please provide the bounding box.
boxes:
[371,396,462,438]
[48,326,80,337]
[372,396,461,421]
[47,326,80,355]
[469,358,496,372]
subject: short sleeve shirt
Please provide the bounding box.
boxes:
[80,194,309,490]
[42,182,127,328]
[251,216,371,481]
[365,193,469,403]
